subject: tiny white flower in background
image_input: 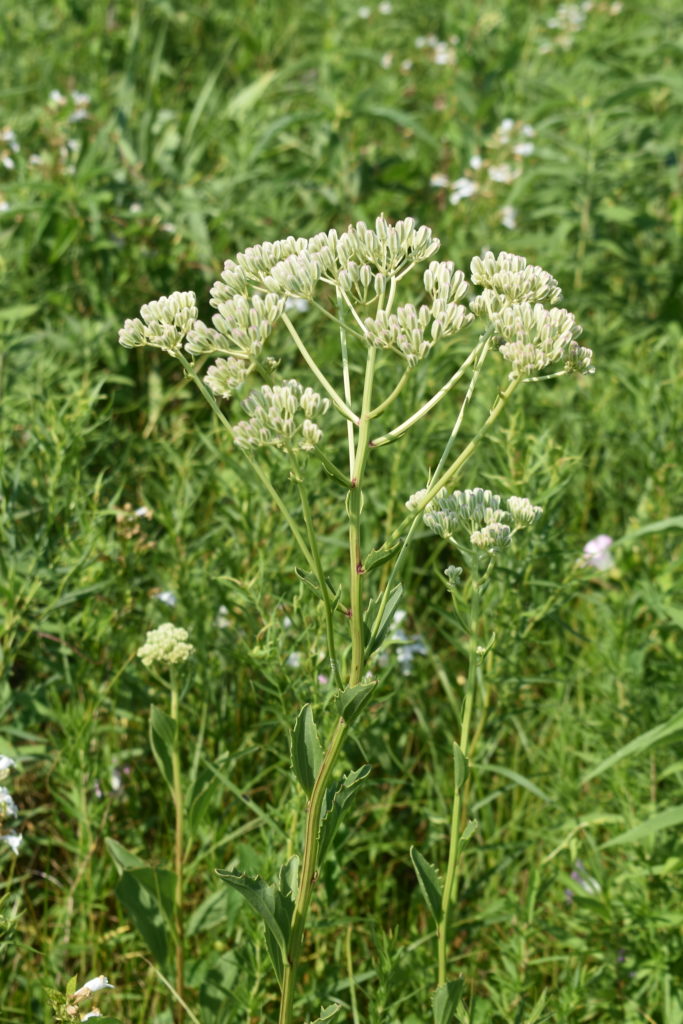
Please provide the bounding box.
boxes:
[129,201,143,213]
[284,297,310,313]
[29,153,44,165]
[49,89,67,106]
[380,52,393,69]
[400,58,413,72]
[429,172,450,188]
[448,177,479,205]
[469,153,483,171]
[134,505,152,518]
[0,755,15,775]
[282,615,293,630]
[1,833,22,854]
[137,623,194,668]
[414,35,427,48]
[155,590,177,607]
[378,1,393,12]
[71,90,91,106]
[581,534,614,571]
[357,4,371,16]
[75,976,114,999]
[1,156,15,170]
[0,786,18,818]
[215,604,231,629]
[160,221,176,234]
[521,123,536,138]
[500,205,518,230]
[514,141,535,157]
[488,163,516,184]
[69,109,89,123]
[609,1,623,13]
[433,42,455,65]
[286,651,303,669]
[0,199,10,212]
[81,1012,103,1020]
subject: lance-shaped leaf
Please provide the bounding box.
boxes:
[215,870,293,984]
[318,764,371,861]
[452,741,468,792]
[311,1005,342,1023]
[364,582,404,656]
[114,866,176,970]
[150,706,177,796]
[432,979,465,1024]
[363,536,402,574]
[410,846,443,925]
[336,679,378,725]
[291,704,323,795]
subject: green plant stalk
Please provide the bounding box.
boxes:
[437,582,480,987]
[169,669,185,1023]
[281,312,359,424]
[279,348,377,1024]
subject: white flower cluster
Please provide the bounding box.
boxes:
[417,487,543,555]
[469,251,592,378]
[119,292,198,355]
[137,623,194,669]
[0,755,22,855]
[233,380,330,452]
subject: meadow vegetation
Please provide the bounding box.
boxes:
[1,2,682,1023]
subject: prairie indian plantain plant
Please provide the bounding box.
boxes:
[119,216,592,1023]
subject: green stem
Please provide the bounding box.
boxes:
[437,583,480,986]
[170,670,185,1022]
[278,717,348,1024]
[281,312,359,425]
[176,352,315,573]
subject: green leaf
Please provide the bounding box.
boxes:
[226,70,277,121]
[278,856,299,900]
[432,979,464,1024]
[311,1005,342,1023]
[581,707,683,784]
[318,764,371,861]
[365,583,403,656]
[115,866,176,970]
[475,763,550,801]
[336,680,378,725]
[291,704,323,795]
[410,847,443,925]
[452,741,468,792]
[215,870,293,984]
[105,837,148,872]
[364,537,402,574]
[602,805,683,849]
[150,705,177,795]
[460,819,478,844]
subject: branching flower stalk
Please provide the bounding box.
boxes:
[119,217,592,1022]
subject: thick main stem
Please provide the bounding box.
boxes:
[437,584,480,986]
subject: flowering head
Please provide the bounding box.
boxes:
[137,623,194,669]
[418,487,543,560]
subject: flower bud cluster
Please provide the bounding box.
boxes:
[469,251,592,378]
[187,293,285,358]
[137,623,195,668]
[418,486,543,555]
[364,296,473,366]
[118,292,198,355]
[233,380,330,453]
[423,261,468,304]
[204,357,250,400]
[337,215,440,275]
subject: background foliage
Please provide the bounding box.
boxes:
[1,1,682,1022]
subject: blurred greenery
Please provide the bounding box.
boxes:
[1,1,682,1022]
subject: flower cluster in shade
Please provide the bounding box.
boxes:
[137,623,194,668]
[409,486,543,556]
[0,755,22,855]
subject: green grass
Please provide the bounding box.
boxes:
[2,1,683,1022]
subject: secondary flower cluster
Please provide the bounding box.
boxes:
[232,380,330,452]
[137,623,195,668]
[0,755,22,855]
[413,487,543,556]
[469,251,592,378]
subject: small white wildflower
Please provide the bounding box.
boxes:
[2,156,15,170]
[429,172,450,189]
[0,199,10,213]
[1,833,22,854]
[69,109,89,123]
[499,117,515,135]
[137,623,194,669]
[71,90,91,106]
[449,177,479,205]
[469,153,483,171]
[433,42,455,65]
[28,153,44,165]
[380,52,393,69]
[500,205,517,230]
[513,141,535,157]
[0,786,18,818]
[282,615,293,630]
[488,163,517,184]
[286,651,303,669]
[400,58,413,72]
[134,506,152,518]
[357,4,371,16]
[378,1,393,12]
[581,534,614,571]
[160,221,176,234]
[0,756,15,775]
[155,590,177,607]
[521,123,536,138]
[75,977,114,999]
[129,201,143,213]
[49,89,67,106]
[215,605,231,629]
